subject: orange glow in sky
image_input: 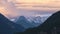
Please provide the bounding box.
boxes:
[15,0,60,3]
[0,7,7,15]
[15,0,46,3]
[0,0,60,18]
[14,0,60,10]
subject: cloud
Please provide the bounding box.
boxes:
[32,5,60,8]
[0,0,60,19]
[0,0,19,18]
[14,0,60,8]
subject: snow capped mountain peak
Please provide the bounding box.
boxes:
[10,19,15,21]
[11,14,52,23]
[10,14,52,28]
[34,14,52,17]
[26,16,42,23]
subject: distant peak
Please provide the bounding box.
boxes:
[20,16,25,18]
[19,16,26,19]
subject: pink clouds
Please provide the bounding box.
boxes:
[0,0,60,19]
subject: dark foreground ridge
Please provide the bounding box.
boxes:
[0,13,25,34]
[16,11,60,34]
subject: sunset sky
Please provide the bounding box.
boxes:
[0,0,60,19]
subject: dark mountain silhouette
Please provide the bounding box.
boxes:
[15,16,36,29]
[16,11,60,34]
[0,13,25,34]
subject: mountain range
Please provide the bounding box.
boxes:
[0,12,49,34]
[15,16,34,29]
[16,11,60,34]
[14,16,43,29]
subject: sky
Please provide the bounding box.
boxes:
[0,0,60,19]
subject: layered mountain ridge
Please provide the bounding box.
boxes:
[17,11,60,34]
